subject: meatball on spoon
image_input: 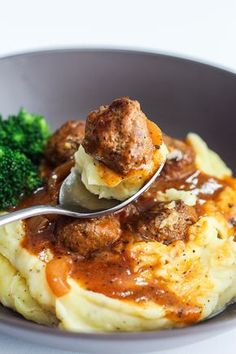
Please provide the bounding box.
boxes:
[0,98,166,226]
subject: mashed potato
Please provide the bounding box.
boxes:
[74,143,168,201]
[0,134,236,332]
[0,200,236,332]
[0,253,57,326]
[156,189,197,206]
[187,133,232,178]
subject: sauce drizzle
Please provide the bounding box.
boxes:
[19,159,232,324]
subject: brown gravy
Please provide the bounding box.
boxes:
[19,163,231,324]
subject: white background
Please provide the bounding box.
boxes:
[0,0,236,353]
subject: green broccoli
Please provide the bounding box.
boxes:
[0,109,50,162]
[0,146,42,210]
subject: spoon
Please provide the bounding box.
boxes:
[0,163,164,227]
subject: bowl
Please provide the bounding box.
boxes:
[0,48,235,353]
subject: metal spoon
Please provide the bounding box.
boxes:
[0,163,164,227]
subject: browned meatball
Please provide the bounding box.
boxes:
[56,215,121,257]
[45,120,85,166]
[83,97,155,175]
[118,203,140,225]
[135,201,197,244]
[162,135,196,180]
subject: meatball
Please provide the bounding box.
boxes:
[118,203,140,225]
[45,120,85,166]
[83,97,155,175]
[162,135,196,180]
[56,215,121,257]
[135,201,197,244]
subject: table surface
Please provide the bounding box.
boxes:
[0,0,236,353]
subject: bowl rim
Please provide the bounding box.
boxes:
[0,46,235,76]
[1,306,236,341]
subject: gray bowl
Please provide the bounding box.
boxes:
[0,49,235,353]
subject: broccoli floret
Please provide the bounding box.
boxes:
[0,109,50,162]
[0,146,42,209]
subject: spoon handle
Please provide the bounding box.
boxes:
[0,206,67,227]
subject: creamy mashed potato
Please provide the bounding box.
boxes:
[74,143,168,201]
[0,133,236,332]
[0,196,236,331]
[156,189,197,206]
[187,133,232,178]
[0,253,57,326]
